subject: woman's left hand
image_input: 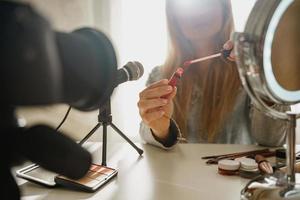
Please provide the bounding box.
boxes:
[223,40,236,62]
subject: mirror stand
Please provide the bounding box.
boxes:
[234,10,300,195]
[233,0,300,198]
[241,113,300,200]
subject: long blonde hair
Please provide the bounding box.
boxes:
[162,0,241,142]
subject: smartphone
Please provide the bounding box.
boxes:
[16,164,58,187]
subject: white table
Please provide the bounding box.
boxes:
[17,143,267,200]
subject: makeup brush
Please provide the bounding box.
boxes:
[202,148,271,160]
[203,149,272,164]
[167,49,232,87]
[182,50,230,69]
[255,154,273,174]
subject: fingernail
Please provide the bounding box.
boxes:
[166,86,172,91]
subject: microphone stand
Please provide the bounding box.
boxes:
[79,99,143,166]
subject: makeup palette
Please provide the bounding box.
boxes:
[55,163,117,192]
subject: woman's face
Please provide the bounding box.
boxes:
[172,0,224,41]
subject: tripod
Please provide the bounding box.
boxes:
[79,99,143,166]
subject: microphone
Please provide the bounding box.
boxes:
[115,61,144,86]
[16,125,92,180]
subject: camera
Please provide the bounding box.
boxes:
[0,1,119,199]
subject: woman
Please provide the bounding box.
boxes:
[138,0,287,149]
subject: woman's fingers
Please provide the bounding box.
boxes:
[167,86,177,100]
[138,98,168,114]
[147,79,169,89]
[227,48,236,61]
[223,40,236,61]
[139,85,173,99]
[138,86,176,114]
[139,79,168,98]
[141,109,165,125]
[223,40,233,50]
[138,79,176,126]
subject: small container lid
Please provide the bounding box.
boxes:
[235,157,248,162]
[236,157,258,170]
[218,159,240,171]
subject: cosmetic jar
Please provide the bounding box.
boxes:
[218,159,240,175]
[237,157,260,179]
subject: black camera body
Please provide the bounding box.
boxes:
[0,1,118,199]
[0,1,117,110]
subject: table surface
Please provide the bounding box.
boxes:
[17,142,268,200]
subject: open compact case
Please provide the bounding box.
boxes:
[55,163,117,192]
[17,163,117,192]
[233,0,300,199]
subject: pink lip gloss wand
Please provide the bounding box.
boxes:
[167,49,232,87]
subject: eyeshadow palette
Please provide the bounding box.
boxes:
[55,164,117,192]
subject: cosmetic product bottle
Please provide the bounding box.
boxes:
[275,148,286,167]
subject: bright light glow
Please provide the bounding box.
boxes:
[112,0,167,140]
[231,0,256,32]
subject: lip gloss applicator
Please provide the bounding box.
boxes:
[167,49,232,87]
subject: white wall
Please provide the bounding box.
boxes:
[102,0,167,140]
[231,0,256,32]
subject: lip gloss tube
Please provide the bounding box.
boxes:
[167,67,184,87]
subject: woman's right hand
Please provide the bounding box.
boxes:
[138,79,177,140]
[223,40,236,61]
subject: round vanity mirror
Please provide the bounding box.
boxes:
[267,0,300,102]
[234,0,300,118]
[233,0,300,199]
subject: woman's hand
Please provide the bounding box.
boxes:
[223,40,236,62]
[138,79,177,140]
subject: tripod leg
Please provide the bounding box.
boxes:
[79,123,101,145]
[102,123,107,166]
[109,122,143,155]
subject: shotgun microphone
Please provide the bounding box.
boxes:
[16,125,92,179]
[115,61,144,86]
